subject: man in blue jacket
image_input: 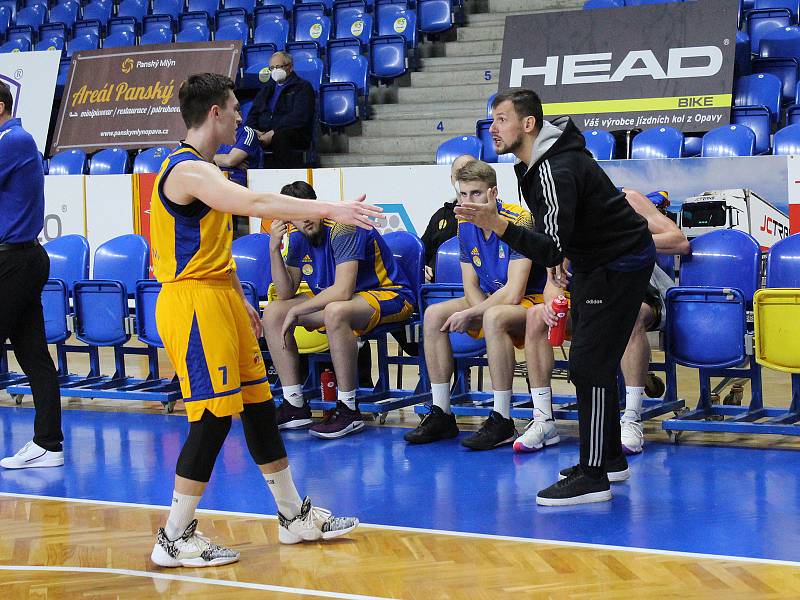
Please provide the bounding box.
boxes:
[0,81,63,469]
[245,51,315,168]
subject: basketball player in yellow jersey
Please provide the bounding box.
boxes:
[150,73,378,568]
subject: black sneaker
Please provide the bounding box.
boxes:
[276,399,313,430]
[537,467,612,506]
[404,405,459,444]
[461,411,517,450]
[558,454,630,482]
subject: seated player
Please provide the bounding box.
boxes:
[516,190,689,464]
[404,160,546,450]
[262,181,416,439]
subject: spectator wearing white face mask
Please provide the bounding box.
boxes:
[245,51,316,169]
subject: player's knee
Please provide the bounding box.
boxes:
[262,300,289,327]
[241,401,287,465]
[175,411,232,482]
[323,301,350,329]
[525,305,547,340]
[423,304,448,334]
[482,305,508,336]
[634,303,653,332]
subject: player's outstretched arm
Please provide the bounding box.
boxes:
[169,161,383,229]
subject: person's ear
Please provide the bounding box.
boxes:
[524,116,536,133]
[488,186,498,202]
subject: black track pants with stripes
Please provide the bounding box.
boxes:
[568,262,653,476]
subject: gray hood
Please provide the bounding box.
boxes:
[525,116,570,174]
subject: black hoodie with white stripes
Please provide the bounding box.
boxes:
[500,116,651,272]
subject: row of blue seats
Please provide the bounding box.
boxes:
[44,145,170,174]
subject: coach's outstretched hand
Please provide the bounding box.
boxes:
[327,195,384,230]
[454,201,506,236]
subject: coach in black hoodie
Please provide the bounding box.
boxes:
[455,89,655,507]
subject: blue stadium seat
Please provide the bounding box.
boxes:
[475,119,513,163]
[151,0,183,21]
[231,233,272,299]
[293,56,324,92]
[582,129,615,160]
[293,13,330,53]
[752,57,800,104]
[328,53,367,102]
[143,14,174,35]
[115,0,147,22]
[436,135,482,164]
[15,6,44,29]
[35,35,64,52]
[81,1,112,24]
[625,0,680,4]
[334,1,365,32]
[134,280,164,347]
[583,0,623,7]
[252,13,288,49]
[0,0,15,21]
[0,37,31,53]
[242,43,276,88]
[701,124,756,157]
[7,24,35,46]
[48,149,88,175]
[772,122,800,154]
[48,3,78,28]
[176,23,209,41]
[376,4,416,48]
[179,11,210,34]
[758,24,800,58]
[370,34,406,79]
[107,16,137,37]
[766,233,800,286]
[682,136,703,157]
[732,105,772,153]
[298,0,334,10]
[216,7,246,29]
[787,103,800,124]
[92,234,149,296]
[103,30,134,47]
[747,8,792,55]
[240,98,253,122]
[133,146,171,173]
[286,40,320,60]
[187,0,218,14]
[74,19,102,39]
[90,148,130,174]
[736,30,752,76]
[225,0,256,14]
[44,234,90,296]
[40,21,67,41]
[752,0,799,23]
[261,0,292,17]
[486,93,496,119]
[320,82,359,127]
[0,6,10,38]
[631,126,684,159]
[334,9,372,45]
[66,32,99,57]
[215,21,248,43]
[140,26,172,44]
[418,0,453,33]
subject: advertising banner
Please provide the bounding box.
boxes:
[0,50,60,153]
[51,42,241,154]
[498,0,738,132]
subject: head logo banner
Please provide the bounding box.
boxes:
[0,50,61,153]
[498,0,738,132]
[51,41,242,154]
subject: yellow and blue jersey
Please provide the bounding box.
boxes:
[150,144,236,283]
[458,200,546,295]
[285,220,414,303]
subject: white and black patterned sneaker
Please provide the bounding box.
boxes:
[278,496,359,545]
[151,519,240,567]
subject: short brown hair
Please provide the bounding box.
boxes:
[178,73,235,129]
[280,181,317,199]
[492,89,543,132]
[455,160,497,188]
[0,81,12,115]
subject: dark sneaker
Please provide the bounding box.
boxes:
[404,405,459,444]
[276,399,313,430]
[537,468,612,506]
[460,411,517,450]
[559,454,630,483]
[309,402,365,439]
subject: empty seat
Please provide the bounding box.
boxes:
[327,38,361,66]
[0,6,10,37]
[252,14,288,49]
[140,26,172,44]
[133,146,172,173]
[48,3,78,28]
[0,37,31,53]
[486,93,496,119]
[176,24,209,41]
[582,129,615,160]
[436,136,482,164]
[7,24,35,47]
[370,34,407,79]
[418,0,453,33]
[753,0,800,20]
[225,0,256,13]
[682,136,703,157]
[747,8,792,55]
[701,124,756,157]
[334,9,372,45]
[583,0,623,6]
[758,24,800,58]
[376,4,416,48]
[735,73,782,121]
[116,0,147,22]
[81,1,112,24]
[732,105,772,153]
[15,6,45,29]
[752,57,800,104]
[631,126,684,159]
[44,234,90,295]
[66,32,99,57]
[35,35,65,52]
[90,148,130,174]
[293,13,330,52]
[242,43,276,88]
[286,40,320,60]
[231,233,272,299]
[736,30,752,76]
[320,54,369,127]
[48,149,88,175]
[293,56,324,92]
[143,14,174,34]
[215,21,248,43]
[773,122,800,154]
[73,19,102,39]
[187,0,219,14]
[261,0,293,16]
[103,30,135,48]
[151,0,183,20]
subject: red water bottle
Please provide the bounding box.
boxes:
[320,369,337,401]
[547,295,569,347]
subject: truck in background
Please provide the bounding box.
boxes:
[680,189,789,249]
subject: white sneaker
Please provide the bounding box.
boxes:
[621,418,644,455]
[0,441,64,469]
[513,420,560,453]
[151,519,240,568]
[278,497,359,545]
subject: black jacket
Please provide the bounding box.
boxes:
[421,200,458,269]
[245,72,315,137]
[501,117,651,272]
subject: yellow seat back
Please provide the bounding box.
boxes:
[753,288,800,373]
[267,282,330,354]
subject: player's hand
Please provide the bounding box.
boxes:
[328,195,385,230]
[454,202,506,236]
[270,219,287,251]
[424,265,434,283]
[547,264,570,289]
[259,130,275,147]
[281,309,298,349]
[541,301,558,328]
[442,310,473,333]
[245,302,263,338]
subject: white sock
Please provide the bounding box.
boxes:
[338,388,357,411]
[624,386,645,420]
[264,466,303,519]
[530,387,553,422]
[165,491,201,540]
[282,384,304,408]
[493,389,512,419]
[431,382,451,414]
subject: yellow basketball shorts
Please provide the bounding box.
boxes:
[467,293,544,349]
[308,288,415,337]
[156,279,272,422]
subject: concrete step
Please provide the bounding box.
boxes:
[347,133,474,155]
[420,54,501,69]
[488,0,584,12]
[360,116,479,137]
[410,67,501,87]
[319,153,433,167]
[444,39,503,57]
[397,81,496,103]
[369,100,488,120]
[456,24,505,41]
[466,7,580,25]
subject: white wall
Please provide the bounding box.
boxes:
[84,174,134,271]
